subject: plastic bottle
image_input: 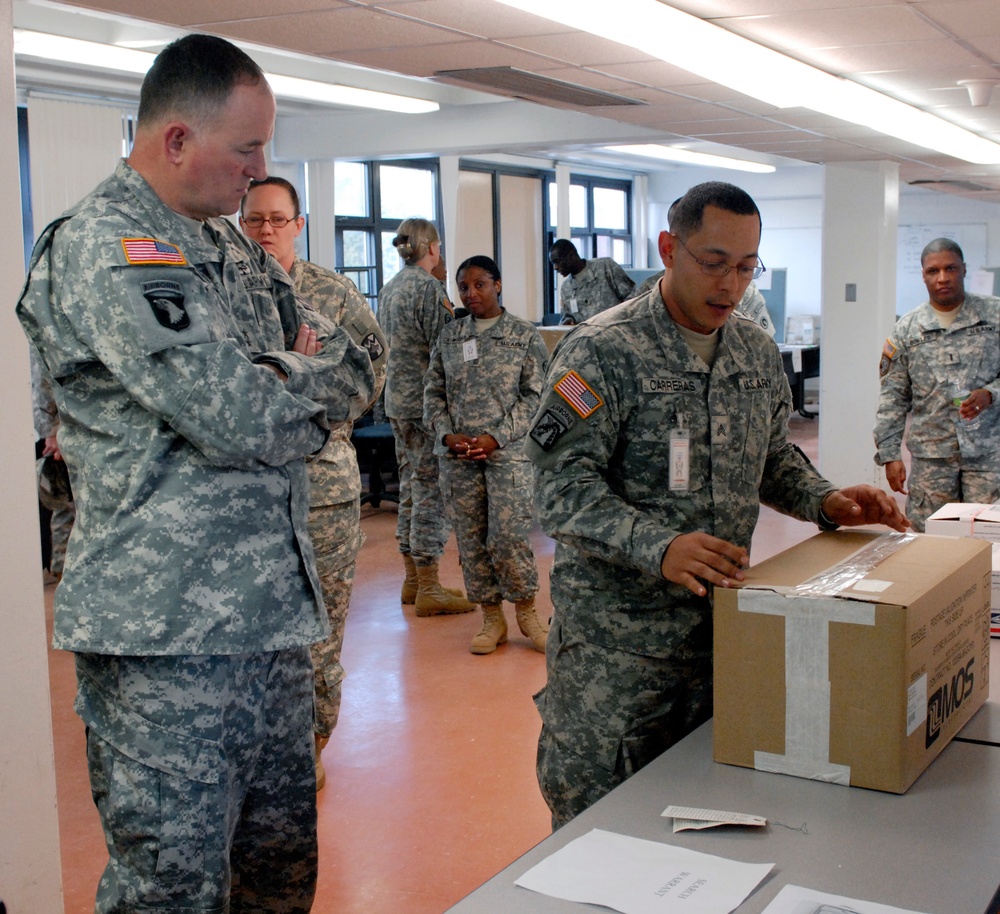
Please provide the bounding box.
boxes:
[952,387,984,431]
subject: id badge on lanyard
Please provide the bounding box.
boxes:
[669,412,689,492]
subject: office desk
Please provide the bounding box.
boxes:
[780,344,820,419]
[446,722,1000,913]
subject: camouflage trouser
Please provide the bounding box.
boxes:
[535,619,713,830]
[443,455,537,604]
[907,454,1000,532]
[389,416,450,561]
[49,500,75,575]
[307,499,363,738]
[75,649,317,913]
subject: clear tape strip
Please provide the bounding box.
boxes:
[791,531,918,598]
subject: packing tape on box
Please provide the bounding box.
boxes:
[739,590,875,784]
[734,535,917,783]
[790,531,917,598]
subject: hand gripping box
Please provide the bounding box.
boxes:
[714,530,991,793]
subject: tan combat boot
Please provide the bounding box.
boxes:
[471,603,508,654]
[515,598,548,653]
[414,562,475,616]
[315,734,330,791]
[401,553,418,604]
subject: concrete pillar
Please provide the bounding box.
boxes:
[819,161,899,487]
[0,0,66,906]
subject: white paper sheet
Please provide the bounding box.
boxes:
[760,884,936,914]
[514,828,773,914]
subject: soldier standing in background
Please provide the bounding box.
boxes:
[527,181,909,829]
[548,238,635,324]
[18,35,378,911]
[875,237,1000,531]
[378,218,474,616]
[424,255,550,655]
[240,176,387,791]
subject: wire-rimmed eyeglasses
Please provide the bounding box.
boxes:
[674,234,765,281]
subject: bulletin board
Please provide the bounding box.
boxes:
[897,223,988,311]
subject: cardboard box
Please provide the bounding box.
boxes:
[714,530,991,793]
[925,503,1000,637]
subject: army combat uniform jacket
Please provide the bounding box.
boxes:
[378,264,452,420]
[289,257,387,507]
[526,286,835,659]
[559,257,636,322]
[17,159,378,656]
[424,309,549,461]
[875,293,1000,464]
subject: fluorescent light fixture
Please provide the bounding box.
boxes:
[13,29,439,114]
[604,144,775,173]
[495,0,1000,165]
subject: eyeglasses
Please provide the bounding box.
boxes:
[242,214,295,228]
[674,235,765,281]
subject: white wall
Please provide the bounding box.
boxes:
[0,0,65,907]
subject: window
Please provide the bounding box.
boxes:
[334,160,440,311]
[545,175,633,315]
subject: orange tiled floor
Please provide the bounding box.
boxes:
[49,414,833,913]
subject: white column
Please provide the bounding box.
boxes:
[304,160,337,270]
[632,173,648,269]
[819,161,899,487]
[439,155,460,301]
[0,0,65,908]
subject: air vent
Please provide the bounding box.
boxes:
[909,178,996,193]
[434,66,644,108]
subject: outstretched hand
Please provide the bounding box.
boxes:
[821,485,910,532]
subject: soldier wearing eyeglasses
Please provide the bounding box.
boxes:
[526,181,910,829]
[874,237,1000,531]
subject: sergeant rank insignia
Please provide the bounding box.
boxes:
[554,370,603,419]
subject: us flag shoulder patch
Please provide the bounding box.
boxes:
[121,238,187,265]
[554,370,603,419]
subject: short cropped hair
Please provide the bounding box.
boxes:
[456,255,501,284]
[242,176,301,217]
[670,182,761,239]
[921,237,964,265]
[549,239,577,258]
[138,34,264,128]
[393,218,439,265]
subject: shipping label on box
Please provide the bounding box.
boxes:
[714,531,991,794]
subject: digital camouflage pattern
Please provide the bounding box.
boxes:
[424,310,549,602]
[526,284,836,825]
[289,258,386,737]
[378,263,452,420]
[77,648,318,912]
[17,160,378,655]
[874,292,1000,530]
[377,263,454,557]
[559,257,635,321]
[30,347,75,575]
[17,158,379,910]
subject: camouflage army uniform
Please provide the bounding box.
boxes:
[525,285,836,827]
[17,159,378,912]
[559,257,635,322]
[424,310,549,602]
[290,258,386,738]
[30,347,75,575]
[377,263,454,560]
[874,292,1000,531]
[636,274,775,336]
